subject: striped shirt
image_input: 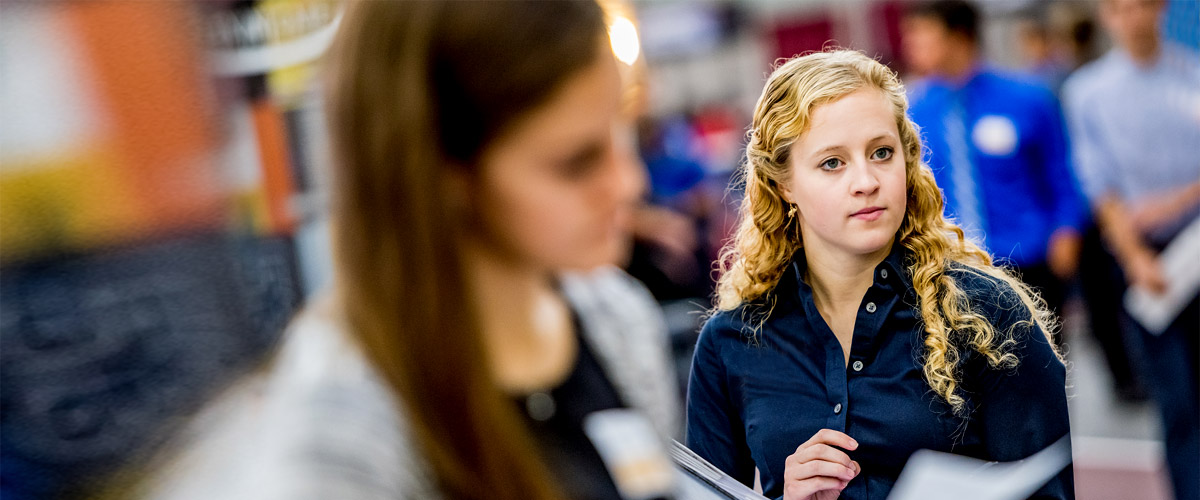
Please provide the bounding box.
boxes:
[140,267,680,500]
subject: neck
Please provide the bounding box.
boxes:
[941,47,977,85]
[1125,38,1161,66]
[462,242,575,394]
[803,241,892,314]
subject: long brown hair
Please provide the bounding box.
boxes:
[325,2,606,499]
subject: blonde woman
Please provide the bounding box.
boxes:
[685,50,1071,500]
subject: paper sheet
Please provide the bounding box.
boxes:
[1124,216,1200,335]
[887,435,1072,500]
[670,440,768,500]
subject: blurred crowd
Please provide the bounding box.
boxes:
[0,0,1196,499]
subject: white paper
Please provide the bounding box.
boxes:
[887,435,1072,500]
[1124,216,1200,335]
[675,468,748,500]
[669,440,768,500]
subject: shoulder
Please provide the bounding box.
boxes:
[943,263,1032,328]
[688,309,746,382]
[275,307,442,496]
[700,306,751,339]
[943,263,1063,372]
[697,302,772,354]
[1062,53,1119,107]
[560,266,681,437]
[561,266,658,313]
[1065,55,1110,86]
[905,76,933,102]
[560,266,666,345]
[978,69,1057,107]
[905,76,944,112]
[981,67,1039,86]
[942,265,1064,377]
[944,263,1019,303]
[269,302,373,386]
[139,300,439,500]
[700,267,807,347]
[1161,43,1200,78]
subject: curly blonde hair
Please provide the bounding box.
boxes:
[715,49,1061,416]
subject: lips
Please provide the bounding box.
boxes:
[851,206,884,217]
[850,206,885,222]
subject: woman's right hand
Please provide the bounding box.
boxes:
[782,429,860,500]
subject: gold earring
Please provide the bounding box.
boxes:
[787,205,797,218]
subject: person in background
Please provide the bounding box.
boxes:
[1015,3,1105,96]
[1052,1,1151,406]
[1016,2,1150,405]
[901,0,1087,345]
[113,2,680,499]
[1061,1,1200,498]
[628,116,709,301]
[1017,13,1071,94]
[686,49,1072,500]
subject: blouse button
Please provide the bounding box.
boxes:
[880,269,889,279]
[865,302,877,313]
[852,360,864,372]
[525,392,556,421]
[833,403,843,414]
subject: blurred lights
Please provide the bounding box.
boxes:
[609,16,640,65]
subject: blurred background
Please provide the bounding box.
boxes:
[0,1,1196,499]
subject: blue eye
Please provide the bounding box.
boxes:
[819,158,843,170]
[871,147,894,161]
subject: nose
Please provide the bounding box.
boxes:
[849,159,880,196]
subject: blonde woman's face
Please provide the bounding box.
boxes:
[466,50,644,272]
[782,88,907,259]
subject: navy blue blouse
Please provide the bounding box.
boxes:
[685,246,1073,499]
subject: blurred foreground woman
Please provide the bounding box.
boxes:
[122,2,679,499]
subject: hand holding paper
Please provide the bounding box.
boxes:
[1125,217,1200,335]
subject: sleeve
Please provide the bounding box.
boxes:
[970,282,1075,500]
[1033,88,1088,232]
[1060,77,1121,204]
[684,318,756,487]
[139,316,435,500]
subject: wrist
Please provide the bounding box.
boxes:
[1119,244,1155,269]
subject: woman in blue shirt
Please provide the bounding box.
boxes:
[685,49,1072,500]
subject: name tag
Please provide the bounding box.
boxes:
[972,115,1018,157]
[583,409,674,499]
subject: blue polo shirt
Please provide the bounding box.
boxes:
[907,68,1086,267]
[685,245,1073,500]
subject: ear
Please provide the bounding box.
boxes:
[778,181,795,206]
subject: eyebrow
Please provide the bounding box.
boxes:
[808,134,898,158]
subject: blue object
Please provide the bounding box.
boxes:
[907,67,1087,267]
[1164,0,1200,51]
